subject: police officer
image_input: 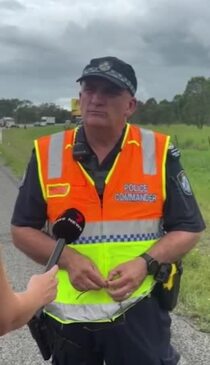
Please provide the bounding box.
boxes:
[11,56,205,365]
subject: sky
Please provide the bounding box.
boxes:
[0,0,210,110]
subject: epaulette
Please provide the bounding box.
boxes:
[167,144,181,159]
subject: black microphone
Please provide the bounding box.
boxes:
[37,208,85,316]
[45,208,85,272]
[28,208,85,361]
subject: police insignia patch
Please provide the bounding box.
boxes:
[177,171,192,196]
[98,61,112,72]
[168,144,181,159]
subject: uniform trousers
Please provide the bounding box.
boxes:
[46,296,180,365]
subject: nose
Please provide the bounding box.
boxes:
[90,90,105,105]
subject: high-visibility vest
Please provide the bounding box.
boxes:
[34,123,170,324]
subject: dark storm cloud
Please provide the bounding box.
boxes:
[0,23,76,78]
[138,1,210,68]
[0,0,210,105]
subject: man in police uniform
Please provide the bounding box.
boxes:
[11,56,205,365]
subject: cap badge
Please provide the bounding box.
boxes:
[98,61,112,72]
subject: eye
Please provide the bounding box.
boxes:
[84,86,94,92]
[105,86,123,96]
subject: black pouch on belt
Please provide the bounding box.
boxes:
[152,261,183,311]
[28,312,52,361]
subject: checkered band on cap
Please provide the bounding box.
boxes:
[82,66,136,96]
[77,56,137,95]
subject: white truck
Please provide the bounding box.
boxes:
[41,116,56,125]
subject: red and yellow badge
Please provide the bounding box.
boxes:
[46,183,70,198]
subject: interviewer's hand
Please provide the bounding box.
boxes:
[67,251,107,291]
[26,265,58,307]
[107,257,147,302]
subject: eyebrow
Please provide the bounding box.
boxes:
[82,80,123,92]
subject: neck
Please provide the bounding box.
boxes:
[84,124,125,163]
[84,123,126,148]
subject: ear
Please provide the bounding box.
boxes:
[125,97,137,118]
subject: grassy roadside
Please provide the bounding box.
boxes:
[0,124,210,331]
[0,125,64,177]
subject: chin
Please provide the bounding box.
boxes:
[85,116,107,127]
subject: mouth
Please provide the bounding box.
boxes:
[87,110,106,116]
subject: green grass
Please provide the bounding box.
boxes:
[0,123,210,331]
[177,249,210,332]
[142,125,210,331]
[141,123,210,150]
[0,125,64,177]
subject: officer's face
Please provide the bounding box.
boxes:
[79,77,136,130]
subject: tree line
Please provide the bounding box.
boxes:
[130,76,210,128]
[0,100,70,124]
[1,76,210,127]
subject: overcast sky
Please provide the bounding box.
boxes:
[0,0,210,109]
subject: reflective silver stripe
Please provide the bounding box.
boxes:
[83,219,160,236]
[140,128,156,175]
[73,219,162,244]
[45,288,152,322]
[46,219,162,243]
[48,132,65,179]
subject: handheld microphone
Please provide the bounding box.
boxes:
[45,208,85,272]
[37,208,85,316]
[28,208,85,361]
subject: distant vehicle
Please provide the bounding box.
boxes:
[10,123,20,128]
[5,121,16,128]
[34,121,47,127]
[64,120,71,129]
[2,117,17,128]
[34,121,41,127]
[39,121,47,127]
[41,116,55,125]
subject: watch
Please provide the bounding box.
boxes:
[140,253,160,276]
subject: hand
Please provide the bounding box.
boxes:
[67,251,107,292]
[107,257,147,302]
[27,265,58,307]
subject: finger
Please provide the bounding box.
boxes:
[88,269,107,288]
[75,278,102,291]
[107,269,121,281]
[107,276,128,290]
[107,285,130,298]
[108,289,132,302]
[85,277,103,290]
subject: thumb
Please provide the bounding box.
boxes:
[46,265,59,276]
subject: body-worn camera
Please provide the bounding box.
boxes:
[152,261,183,311]
[72,142,91,162]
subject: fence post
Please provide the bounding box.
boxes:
[174,134,179,147]
[0,128,2,144]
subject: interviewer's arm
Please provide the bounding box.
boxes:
[0,254,58,336]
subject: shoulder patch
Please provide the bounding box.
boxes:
[167,144,181,159]
[177,170,192,196]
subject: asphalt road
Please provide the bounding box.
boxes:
[0,163,210,364]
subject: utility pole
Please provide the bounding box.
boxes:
[0,127,2,144]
